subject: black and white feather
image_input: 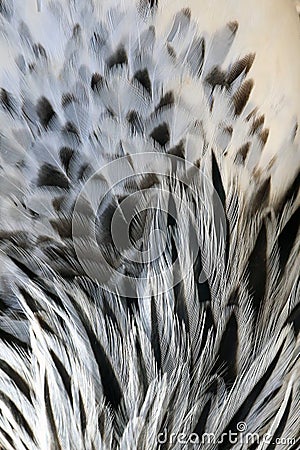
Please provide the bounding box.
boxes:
[0,0,299,449]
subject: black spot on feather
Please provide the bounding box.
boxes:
[224,125,233,136]
[205,66,227,88]
[259,129,269,147]
[127,110,144,135]
[155,91,174,112]
[227,21,239,34]
[91,73,104,92]
[0,230,31,249]
[168,140,185,158]
[234,142,250,165]
[140,0,157,7]
[133,69,152,95]
[150,122,170,147]
[72,23,81,38]
[28,62,36,72]
[77,163,91,181]
[167,43,176,58]
[61,93,75,108]
[139,173,160,190]
[250,177,271,215]
[91,26,108,49]
[227,53,255,86]
[37,163,69,189]
[50,218,72,239]
[62,121,81,144]
[250,114,265,135]
[0,0,12,19]
[36,96,56,128]
[0,88,16,115]
[32,43,47,59]
[59,147,74,174]
[233,79,253,116]
[107,46,128,69]
[182,7,191,18]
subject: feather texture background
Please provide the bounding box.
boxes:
[0,0,299,449]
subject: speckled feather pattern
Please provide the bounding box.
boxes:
[0,1,299,449]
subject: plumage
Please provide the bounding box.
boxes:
[0,0,299,449]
